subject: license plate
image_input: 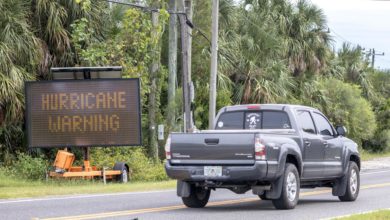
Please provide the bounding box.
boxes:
[204,166,222,177]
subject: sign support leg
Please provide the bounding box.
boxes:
[83,147,91,172]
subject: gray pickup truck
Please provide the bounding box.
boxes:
[165,104,360,209]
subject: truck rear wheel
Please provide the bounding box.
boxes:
[338,161,359,202]
[272,163,300,209]
[182,185,210,208]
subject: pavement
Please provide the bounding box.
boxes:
[1,162,390,220]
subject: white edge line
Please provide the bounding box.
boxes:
[1,169,390,205]
[361,170,390,176]
[0,189,175,205]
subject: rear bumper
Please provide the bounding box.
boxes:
[165,161,275,182]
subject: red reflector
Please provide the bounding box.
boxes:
[247,105,261,110]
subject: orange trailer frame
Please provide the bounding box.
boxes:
[49,149,125,181]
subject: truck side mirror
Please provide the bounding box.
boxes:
[336,125,347,136]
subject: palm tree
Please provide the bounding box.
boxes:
[276,0,332,77]
[0,0,39,124]
[0,0,109,162]
[0,0,39,163]
[31,0,108,78]
[218,1,296,104]
[337,43,373,98]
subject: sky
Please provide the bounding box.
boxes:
[309,0,390,69]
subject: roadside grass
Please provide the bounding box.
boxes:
[360,150,390,161]
[334,209,390,220]
[0,172,175,199]
[2,150,390,199]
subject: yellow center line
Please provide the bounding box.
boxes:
[361,182,390,189]
[38,182,390,220]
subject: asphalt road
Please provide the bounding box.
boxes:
[1,169,390,220]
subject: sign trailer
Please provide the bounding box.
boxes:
[25,67,141,182]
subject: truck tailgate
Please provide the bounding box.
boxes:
[170,132,255,165]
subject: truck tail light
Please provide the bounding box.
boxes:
[165,135,171,160]
[254,136,266,160]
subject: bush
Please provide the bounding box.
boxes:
[366,129,390,153]
[10,153,48,180]
[90,147,168,182]
[318,78,377,145]
[378,130,390,152]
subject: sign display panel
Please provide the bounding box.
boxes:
[25,79,141,148]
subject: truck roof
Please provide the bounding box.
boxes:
[219,104,319,113]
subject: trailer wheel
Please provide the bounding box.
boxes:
[113,162,129,183]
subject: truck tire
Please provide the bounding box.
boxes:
[272,163,300,209]
[338,161,359,202]
[182,185,210,208]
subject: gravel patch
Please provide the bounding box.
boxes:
[362,157,390,171]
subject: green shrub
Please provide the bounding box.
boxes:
[378,130,390,152]
[10,153,48,180]
[318,78,377,146]
[90,147,168,181]
[366,129,390,153]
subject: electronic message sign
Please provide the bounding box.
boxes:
[25,79,141,148]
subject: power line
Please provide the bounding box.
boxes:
[328,27,367,49]
[103,0,154,11]
[100,0,189,15]
[376,56,390,63]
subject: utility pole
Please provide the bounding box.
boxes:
[370,48,385,68]
[185,0,193,81]
[209,0,219,129]
[148,10,159,161]
[178,0,191,132]
[185,0,194,129]
[167,0,178,131]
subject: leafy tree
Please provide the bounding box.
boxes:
[71,4,169,160]
[318,78,377,145]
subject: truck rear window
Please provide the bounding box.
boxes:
[216,111,291,130]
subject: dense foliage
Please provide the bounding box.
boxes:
[0,0,389,180]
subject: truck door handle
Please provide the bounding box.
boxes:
[205,138,219,145]
[323,141,329,147]
[304,141,311,147]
